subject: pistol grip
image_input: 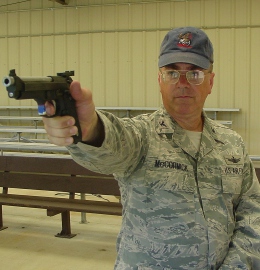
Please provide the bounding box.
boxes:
[36,95,82,144]
[55,93,82,144]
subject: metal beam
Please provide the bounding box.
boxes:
[49,0,68,5]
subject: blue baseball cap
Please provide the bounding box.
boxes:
[158,27,214,69]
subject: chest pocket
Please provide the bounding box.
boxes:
[143,160,196,241]
[144,157,195,223]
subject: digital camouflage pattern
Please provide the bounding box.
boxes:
[68,107,260,270]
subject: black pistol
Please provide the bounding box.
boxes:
[2,69,82,144]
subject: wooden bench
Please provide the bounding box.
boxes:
[251,156,260,182]
[0,153,121,238]
[256,168,260,180]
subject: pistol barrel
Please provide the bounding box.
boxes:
[2,76,15,87]
[2,76,52,87]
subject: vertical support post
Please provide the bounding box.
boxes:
[55,191,77,238]
[0,205,8,231]
[55,210,76,238]
[80,193,87,224]
[0,205,4,228]
[0,186,8,230]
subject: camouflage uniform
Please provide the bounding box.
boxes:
[68,107,260,270]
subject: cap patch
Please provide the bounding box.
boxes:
[178,32,192,48]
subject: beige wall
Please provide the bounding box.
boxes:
[0,0,259,154]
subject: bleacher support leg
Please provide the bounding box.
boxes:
[55,210,76,238]
[0,205,8,231]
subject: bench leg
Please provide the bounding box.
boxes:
[0,205,8,231]
[80,193,87,224]
[55,210,76,239]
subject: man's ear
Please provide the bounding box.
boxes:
[158,72,162,84]
[208,72,215,94]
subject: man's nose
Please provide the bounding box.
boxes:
[176,73,190,86]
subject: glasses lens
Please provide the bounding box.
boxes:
[162,70,179,84]
[161,70,206,85]
[186,70,204,85]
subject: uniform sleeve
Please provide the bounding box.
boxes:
[67,110,149,177]
[219,156,260,269]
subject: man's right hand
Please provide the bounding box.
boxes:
[43,81,104,146]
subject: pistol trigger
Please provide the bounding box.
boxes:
[38,100,57,117]
[38,104,47,116]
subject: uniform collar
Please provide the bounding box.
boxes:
[154,106,224,159]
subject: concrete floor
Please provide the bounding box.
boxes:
[0,192,121,270]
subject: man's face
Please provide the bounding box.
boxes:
[158,63,215,117]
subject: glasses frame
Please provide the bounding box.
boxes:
[160,69,210,85]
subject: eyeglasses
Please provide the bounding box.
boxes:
[160,69,209,85]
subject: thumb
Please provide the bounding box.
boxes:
[70,80,93,108]
[70,80,86,101]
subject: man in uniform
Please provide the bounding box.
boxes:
[43,27,260,269]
